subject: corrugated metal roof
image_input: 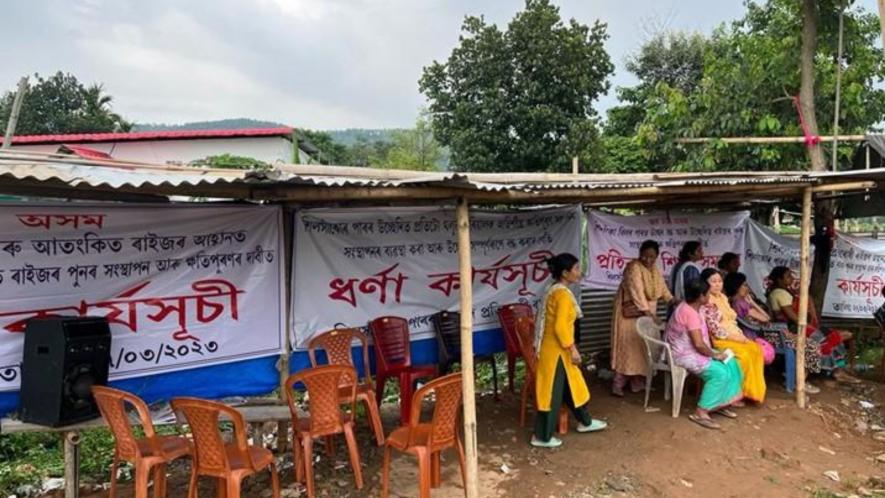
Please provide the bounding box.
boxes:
[9,127,294,145]
[0,150,879,203]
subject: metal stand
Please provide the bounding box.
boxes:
[64,431,80,498]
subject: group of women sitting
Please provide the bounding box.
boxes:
[528,242,862,448]
[609,240,860,430]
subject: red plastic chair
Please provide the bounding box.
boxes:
[497,303,534,393]
[171,397,280,498]
[515,316,568,434]
[308,328,385,445]
[381,373,465,498]
[369,316,438,426]
[92,386,192,498]
[285,365,363,498]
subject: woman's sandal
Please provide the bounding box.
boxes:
[715,408,739,419]
[688,413,721,430]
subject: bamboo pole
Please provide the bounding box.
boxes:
[2,77,28,149]
[810,181,877,192]
[878,0,885,50]
[675,135,866,145]
[277,205,294,452]
[832,1,846,172]
[796,187,813,409]
[455,197,479,498]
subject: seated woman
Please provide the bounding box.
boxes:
[666,278,744,430]
[766,266,859,384]
[699,269,766,404]
[724,271,822,393]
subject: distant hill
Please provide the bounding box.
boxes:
[129,119,453,168]
[132,120,399,147]
[133,118,287,132]
[323,128,402,146]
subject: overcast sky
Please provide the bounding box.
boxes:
[2,0,881,130]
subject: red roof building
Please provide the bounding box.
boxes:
[8,127,311,164]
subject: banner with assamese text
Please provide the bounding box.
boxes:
[584,210,749,290]
[0,204,285,393]
[291,205,582,348]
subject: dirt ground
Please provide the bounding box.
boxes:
[43,370,885,498]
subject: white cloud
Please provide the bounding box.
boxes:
[1,0,879,129]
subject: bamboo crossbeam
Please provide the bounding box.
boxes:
[675,135,866,145]
[810,181,877,192]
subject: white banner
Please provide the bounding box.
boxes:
[291,206,582,348]
[0,204,284,392]
[584,210,749,289]
[743,220,805,299]
[823,234,885,318]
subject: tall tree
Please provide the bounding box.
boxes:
[420,0,613,172]
[0,72,131,135]
[605,31,708,138]
[299,129,352,165]
[381,113,443,171]
[800,0,833,309]
[632,0,885,172]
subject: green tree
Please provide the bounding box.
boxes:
[299,129,351,165]
[0,72,131,135]
[605,31,708,137]
[189,154,270,171]
[420,0,614,172]
[380,113,443,171]
[632,0,885,172]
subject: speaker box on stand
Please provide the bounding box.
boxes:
[20,316,111,427]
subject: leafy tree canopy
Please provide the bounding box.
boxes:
[0,72,131,135]
[420,0,614,172]
[189,153,271,171]
[630,0,885,172]
[378,112,443,171]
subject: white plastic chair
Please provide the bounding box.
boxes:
[636,316,688,418]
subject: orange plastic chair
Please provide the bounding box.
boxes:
[92,386,192,498]
[381,373,466,498]
[170,397,280,498]
[514,317,568,434]
[497,303,534,392]
[307,328,385,445]
[285,365,364,498]
[368,316,438,426]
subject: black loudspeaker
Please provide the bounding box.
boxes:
[20,316,111,427]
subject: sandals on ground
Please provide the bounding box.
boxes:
[688,413,721,430]
[715,408,739,419]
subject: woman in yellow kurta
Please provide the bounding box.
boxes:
[532,253,607,448]
[699,268,766,403]
[610,240,676,396]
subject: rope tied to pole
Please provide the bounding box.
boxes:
[792,95,821,148]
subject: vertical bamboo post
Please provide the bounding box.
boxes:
[571,156,579,175]
[277,205,294,452]
[796,187,812,408]
[878,0,885,50]
[2,77,28,149]
[455,197,479,498]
